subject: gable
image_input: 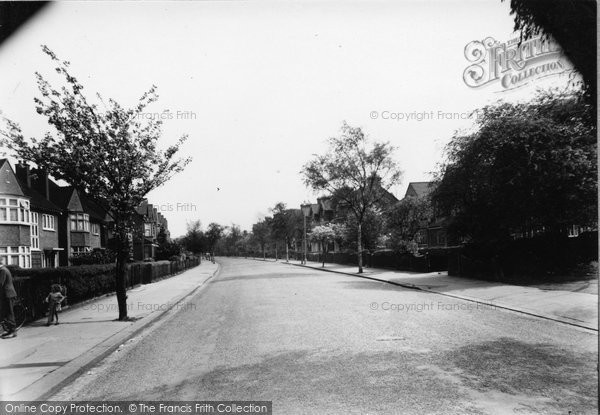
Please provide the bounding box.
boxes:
[67,189,84,212]
[405,182,434,199]
[0,159,25,197]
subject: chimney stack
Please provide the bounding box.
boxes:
[15,161,31,188]
[31,168,50,200]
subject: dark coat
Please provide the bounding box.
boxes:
[0,266,17,299]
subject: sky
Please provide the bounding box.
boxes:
[0,1,575,237]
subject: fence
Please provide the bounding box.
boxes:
[11,257,201,323]
[238,249,448,273]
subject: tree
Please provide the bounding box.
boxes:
[235,230,252,257]
[308,224,338,267]
[215,224,243,256]
[302,122,402,273]
[336,207,387,254]
[270,202,303,262]
[181,220,206,254]
[431,89,596,263]
[505,0,596,103]
[1,46,190,320]
[205,222,224,256]
[252,219,271,260]
[156,226,182,260]
[386,196,432,254]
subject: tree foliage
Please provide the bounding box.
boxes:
[302,122,402,272]
[431,89,596,247]
[155,226,182,260]
[251,219,272,258]
[386,196,432,253]
[181,220,206,254]
[205,222,225,253]
[308,223,338,267]
[0,46,190,320]
[505,0,596,102]
[336,208,387,253]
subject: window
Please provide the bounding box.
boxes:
[31,212,39,250]
[0,246,31,268]
[42,214,56,231]
[71,246,91,255]
[43,251,58,268]
[0,197,30,224]
[70,213,90,232]
[91,223,100,236]
[568,225,580,238]
[144,223,152,237]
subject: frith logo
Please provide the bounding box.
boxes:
[463,35,570,91]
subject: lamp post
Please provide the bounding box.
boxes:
[301,203,312,265]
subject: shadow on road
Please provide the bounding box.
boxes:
[212,272,323,283]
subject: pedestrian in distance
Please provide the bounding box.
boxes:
[45,284,66,326]
[0,262,18,339]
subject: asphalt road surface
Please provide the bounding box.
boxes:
[53,258,598,414]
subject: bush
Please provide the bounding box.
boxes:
[70,248,116,265]
[12,264,116,319]
[12,257,201,322]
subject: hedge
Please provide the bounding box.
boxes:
[11,257,200,322]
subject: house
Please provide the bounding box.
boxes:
[133,199,160,260]
[14,162,64,268]
[1,159,170,267]
[0,159,33,267]
[157,212,170,241]
[13,161,113,266]
[304,184,399,253]
[399,181,457,249]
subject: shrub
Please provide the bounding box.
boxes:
[70,248,116,265]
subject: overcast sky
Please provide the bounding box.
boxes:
[0,1,574,237]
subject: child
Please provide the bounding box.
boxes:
[45,284,65,326]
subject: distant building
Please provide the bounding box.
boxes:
[133,199,160,261]
[304,184,399,253]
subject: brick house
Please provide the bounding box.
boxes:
[1,159,170,267]
[0,159,33,267]
[15,162,63,268]
[49,183,112,265]
[133,199,160,261]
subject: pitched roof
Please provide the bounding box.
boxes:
[47,180,111,221]
[47,180,74,209]
[80,193,112,222]
[405,182,434,199]
[0,159,25,197]
[17,179,62,213]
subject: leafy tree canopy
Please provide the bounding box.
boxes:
[505,0,596,101]
[432,89,596,245]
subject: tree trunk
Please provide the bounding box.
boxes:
[357,221,363,273]
[322,245,325,268]
[285,239,289,262]
[115,229,129,321]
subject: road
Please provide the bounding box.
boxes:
[52,258,598,414]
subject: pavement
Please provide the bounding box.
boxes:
[49,258,597,414]
[0,260,220,401]
[270,258,598,331]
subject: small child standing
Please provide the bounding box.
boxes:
[45,284,65,326]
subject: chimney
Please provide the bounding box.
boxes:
[31,168,50,200]
[15,161,31,188]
